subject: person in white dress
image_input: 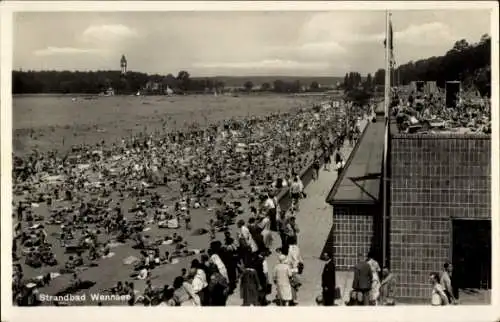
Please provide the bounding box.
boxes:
[273,255,293,306]
[286,235,303,304]
[430,272,448,306]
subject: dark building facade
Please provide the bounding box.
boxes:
[390,134,491,300]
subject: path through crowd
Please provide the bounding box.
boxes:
[226,117,368,306]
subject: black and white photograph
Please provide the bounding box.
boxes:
[1,1,499,320]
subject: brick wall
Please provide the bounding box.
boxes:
[390,134,491,300]
[333,205,380,270]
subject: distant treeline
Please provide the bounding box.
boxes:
[371,34,492,96]
[12,69,341,95]
[13,34,490,96]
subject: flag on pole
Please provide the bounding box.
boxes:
[384,14,395,68]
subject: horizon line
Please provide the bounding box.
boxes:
[12,69,351,79]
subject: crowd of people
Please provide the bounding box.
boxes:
[393,90,491,134]
[12,98,367,306]
[334,252,395,306]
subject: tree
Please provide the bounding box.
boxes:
[260,82,271,91]
[273,80,286,93]
[310,81,320,91]
[176,70,191,91]
[391,34,491,96]
[345,87,372,107]
[480,33,490,44]
[364,73,373,90]
[373,69,385,86]
[243,81,254,92]
[215,81,225,93]
[163,73,177,89]
[291,80,301,92]
[451,39,470,53]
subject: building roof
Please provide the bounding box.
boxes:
[326,115,386,205]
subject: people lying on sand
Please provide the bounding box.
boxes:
[161,251,172,264]
[13,102,368,305]
[137,267,149,280]
[70,273,82,288]
[172,233,184,244]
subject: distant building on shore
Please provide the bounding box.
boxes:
[120,55,127,75]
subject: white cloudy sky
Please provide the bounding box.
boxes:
[13,10,491,76]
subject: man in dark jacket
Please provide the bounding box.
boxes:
[352,253,372,306]
[321,253,336,306]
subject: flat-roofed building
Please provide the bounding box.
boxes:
[325,102,387,269]
[325,103,491,302]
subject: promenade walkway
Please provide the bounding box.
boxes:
[227,118,368,306]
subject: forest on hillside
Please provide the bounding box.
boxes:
[371,34,491,96]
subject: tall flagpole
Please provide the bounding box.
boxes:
[382,10,391,268]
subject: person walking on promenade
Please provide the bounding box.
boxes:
[287,235,303,305]
[289,177,302,211]
[334,147,345,176]
[430,272,448,306]
[283,216,299,256]
[277,210,289,254]
[352,253,372,306]
[259,214,273,255]
[273,254,294,306]
[440,262,457,305]
[312,157,320,181]
[263,191,278,231]
[239,259,261,306]
[323,151,331,171]
[321,252,336,306]
[237,219,258,264]
[221,232,239,293]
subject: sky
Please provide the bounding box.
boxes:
[13,10,491,77]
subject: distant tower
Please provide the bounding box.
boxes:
[120,55,127,75]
